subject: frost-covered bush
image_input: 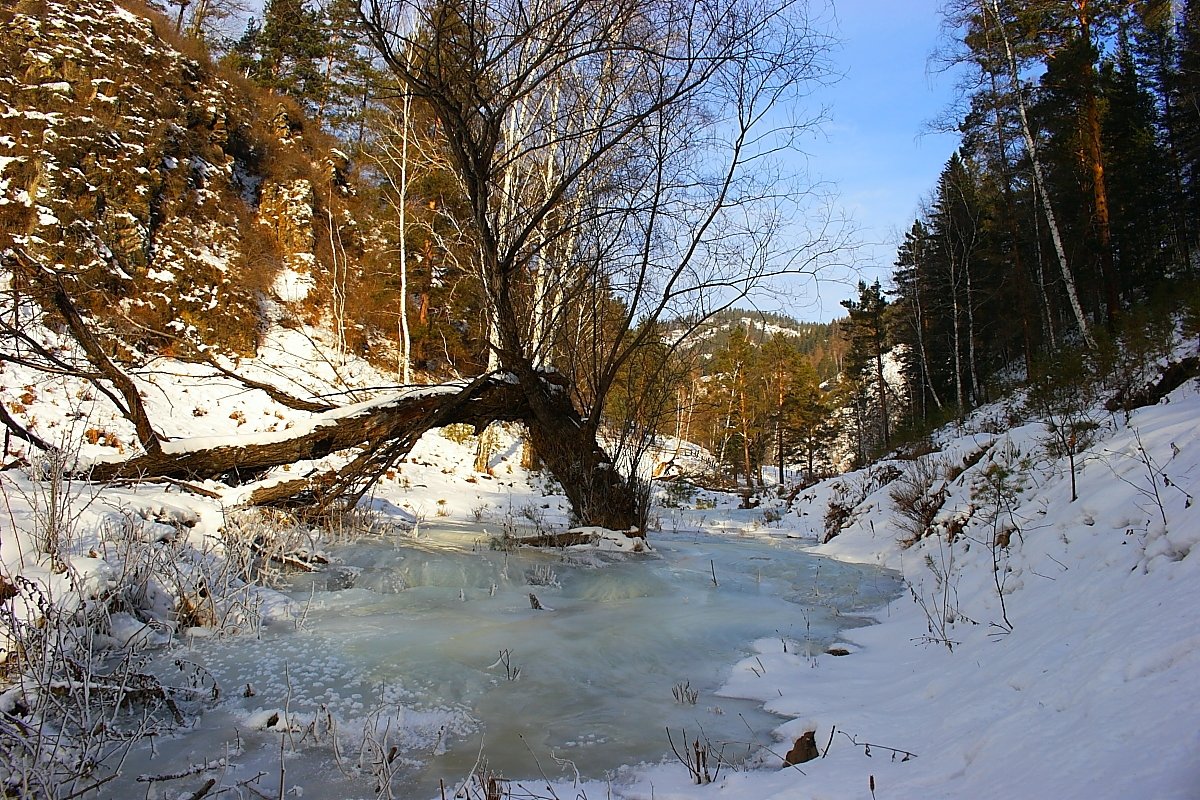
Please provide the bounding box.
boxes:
[525,563,559,587]
[889,457,948,546]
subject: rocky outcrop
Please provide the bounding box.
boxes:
[258,179,316,259]
[0,0,348,355]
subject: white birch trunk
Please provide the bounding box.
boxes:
[986,0,1095,349]
[398,84,412,384]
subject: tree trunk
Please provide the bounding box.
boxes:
[1078,6,1120,326]
[985,62,1036,373]
[986,0,1096,349]
[965,256,981,405]
[515,369,645,531]
[87,375,529,485]
[874,345,890,448]
[907,261,942,414]
[950,252,965,415]
[398,77,413,384]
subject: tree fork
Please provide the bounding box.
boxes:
[512,365,646,531]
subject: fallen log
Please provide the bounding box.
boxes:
[87,374,530,484]
[512,527,645,548]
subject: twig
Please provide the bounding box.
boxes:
[822,725,836,758]
[187,778,217,800]
[838,731,917,762]
[737,714,804,775]
[199,352,333,412]
[60,774,118,800]
[710,559,718,587]
[137,759,228,782]
[517,734,563,799]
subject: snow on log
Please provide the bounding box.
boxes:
[87,373,530,483]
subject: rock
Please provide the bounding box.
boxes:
[783,730,819,766]
[270,104,301,141]
[258,179,316,255]
[323,565,360,591]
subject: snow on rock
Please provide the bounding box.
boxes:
[272,266,316,302]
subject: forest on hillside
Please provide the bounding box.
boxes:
[817,0,1200,468]
[4,0,1200,523]
[180,0,1200,473]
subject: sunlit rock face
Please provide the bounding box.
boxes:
[0,0,364,357]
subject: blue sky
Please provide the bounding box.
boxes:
[788,0,964,321]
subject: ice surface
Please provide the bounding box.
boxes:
[114,522,897,797]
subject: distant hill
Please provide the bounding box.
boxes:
[667,308,844,381]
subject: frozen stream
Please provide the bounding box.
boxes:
[131,523,899,798]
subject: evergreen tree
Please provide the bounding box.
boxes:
[781,359,834,483]
[1102,20,1177,293]
[229,0,330,112]
[319,0,387,141]
[841,280,892,460]
[1176,0,1200,257]
[892,219,945,421]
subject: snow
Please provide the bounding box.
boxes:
[272,266,315,302]
[0,307,1198,798]
[586,380,1200,800]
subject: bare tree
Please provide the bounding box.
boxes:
[356,0,847,528]
[370,55,420,385]
[184,0,251,45]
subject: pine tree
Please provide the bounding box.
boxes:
[230,0,330,112]
[1176,0,1200,259]
[1102,18,1177,292]
[319,0,387,141]
[892,219,945,421]
[780,359,833,483]
[841,280,892,459]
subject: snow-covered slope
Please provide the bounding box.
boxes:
[1,308,1198,798]
[608,356,1200,799]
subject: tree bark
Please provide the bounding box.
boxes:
[512,365,646,530]
[1078,4,1120,326]
[985,0,1096,349]
[87,374,530,484]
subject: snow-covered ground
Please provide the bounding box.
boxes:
[606,382,1200,800]
[1,321,1198,799]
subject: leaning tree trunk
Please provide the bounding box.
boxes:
[986,0,1095,349]
[86,374,530,488]
[511,366,645,531]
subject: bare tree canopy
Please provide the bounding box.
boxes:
[1,0,846,530]
[356,0,846,527]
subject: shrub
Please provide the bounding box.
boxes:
[661,479,696,508]
[889,457,948,546]
[441,423,475,445]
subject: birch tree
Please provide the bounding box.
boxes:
[977,0,1097,348]
[356,0,846,528]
